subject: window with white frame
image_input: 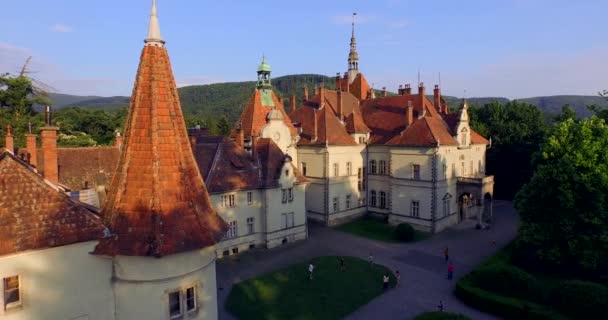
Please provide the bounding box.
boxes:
[226,220,237,239]
[247,191,253,205]
[3,275,20,310]
[301,162,307,176]
[379,160,387,175]
[282,212,295,229]
[247,217,254,234]
[169,290,182,319]
[380,191,387,209]
[411,201,420,217]
[357,167,363,191]
[222,194,236,208]
[333,197,339,212]
[362,167,366,190]
[288,187,294,202]
[281,189,287,203]
[370,160,377,174]
[443,198,451,217]
[345,194,351,209]
[185,287,197,313]
[370,191,377,207]
[333,163,339,177]
[412,164,421,180]
[346,162,352,176]
[168,286,197,319]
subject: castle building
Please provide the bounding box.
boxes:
[289,17,494,231]
[0,2,226,319]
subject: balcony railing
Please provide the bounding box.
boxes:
[457,175,494,185]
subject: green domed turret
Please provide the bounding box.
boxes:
[257,56,271,72]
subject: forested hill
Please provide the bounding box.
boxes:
[48,74,607,124]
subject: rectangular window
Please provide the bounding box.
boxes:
[470,161,474,176]
[411,201,420,217]
[346,194,351,209]
[281,189,287,203]
[186,287,197,312]
[346,162,352,176]
[333,197,339,212]
[461,162,465,176]
[452,163,456,178]
[222,194,236,208]
[370,191,377,207]
[443,199,451,217]
[412,164,421,180]
[379,160,387,175]
[281,212,295,228]
[288,187,294,202]
[333,163,339,177]
[247,191,253,205]
[362,167,366,190]
[226,220,237,239]
[357,167,363,191]
[169,291,182,319]
[3,275,20,310]
[301,162,307,176]
[370,160,377,175]
[247,217,254,234]
[380,191,386,209]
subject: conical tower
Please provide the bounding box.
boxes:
[347,13,359,84]
[94,0,226,257]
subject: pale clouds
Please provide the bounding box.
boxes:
[51,24,73,33]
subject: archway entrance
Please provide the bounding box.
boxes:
[482,192,493,224]
[458,193,472,222]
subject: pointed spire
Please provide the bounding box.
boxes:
[145,0,164,47]
[347,12,359,83]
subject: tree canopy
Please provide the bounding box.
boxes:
[514,116,608,274]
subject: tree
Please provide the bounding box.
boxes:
[216,116,231,136]
[553,104,576,123]
[514,116,608,274]
[468,100,547,199]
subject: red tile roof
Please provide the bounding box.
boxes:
[255,138,306,187]
[441,112,489,144]
[0,151,106,256]
[350,73,371,101]
[290,97,357,146]
[233,89,296,139]
[346,108,370,134]
[94,45,227,257]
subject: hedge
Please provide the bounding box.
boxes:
[548,280,608,319]
[395,223,415,242]
[455,276,569,320]
[413,311,471,320]
[468,264,543,302]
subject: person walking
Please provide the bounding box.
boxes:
[437,300,444,312]
[308,262,314,280]
[444,247,449,263]
[339,257,346,272]
[383,273,390,290]
[368,253,374,269]
[395,270,401,287]
[447,260,454,280]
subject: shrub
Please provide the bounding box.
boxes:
[455,276,569,320]
[468,264,543,302]
[548,280,608,319]
[395,223,415,242]
[413,311,471,320]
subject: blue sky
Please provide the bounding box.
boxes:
[1,0,606,98]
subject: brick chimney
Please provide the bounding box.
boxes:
[312,109,318,142]
[314,84,319,96]
[398,84,404,95]
[290,94,296,112]
[251,136,258,161]
[442,103,450,114]
[344,72,350,93]
[25,122,37,167]
[418,82,425,99]
[404,84,412,95]
[434,85,441,112]
[406,101,414,126]
[114,131,123,150]
[235,121,244,147]
[337,88,343,121]
[335,72,341,90]
[303,85,309,101]
[5,124,14,155]
[319,83,325,107]
[381,86,387,97]
[41,105,59,185]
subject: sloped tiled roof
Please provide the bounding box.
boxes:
[0,151,106,256]
[350,73,370,101]
[255,138,306,187]
[442,112,489,144]
[94,44,227,257]
[346,108,371,134]
[291,100,357,146]
[233,89,297,138]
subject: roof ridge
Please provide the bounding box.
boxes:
[205,140,223,186]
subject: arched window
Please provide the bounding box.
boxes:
[370,191,377,207]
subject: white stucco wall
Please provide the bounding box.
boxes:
[0,241,114,320]
[112,246,218,320]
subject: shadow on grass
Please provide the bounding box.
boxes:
[225,256,397,320]
[334,215,431,243]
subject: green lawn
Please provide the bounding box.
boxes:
[335,216,431,243]
[225,256,397,320]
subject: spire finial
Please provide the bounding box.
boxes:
[352,12,357,37]
[145,0,164,46]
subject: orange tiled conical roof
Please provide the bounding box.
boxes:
[94,6,226,257]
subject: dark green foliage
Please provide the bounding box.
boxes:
[455,277,569,320]
[548,280,608,319]
[413,312,471,320]
[514,117,608,274]
[215,116,231,136]
[54,107,125,145]
[225,256,395,320]
[335,216,429,243]
[468,100,547,199]
[395,223,415,242]
[469,264,543,302]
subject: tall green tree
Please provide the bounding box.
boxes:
[216,116,231,136]
[514,116,608,274]
[469,100,547,199]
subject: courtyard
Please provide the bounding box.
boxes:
[217,201,518,320]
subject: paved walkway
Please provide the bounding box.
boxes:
[217,200,519,320]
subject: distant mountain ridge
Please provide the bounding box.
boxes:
[48,74,607,123]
